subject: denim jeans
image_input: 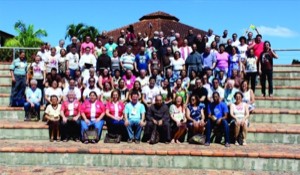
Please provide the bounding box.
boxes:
[10,74,26,106]
[126,119,143,140]
[81,119,105,140]
[205,118,230,144]
[24,102,40,114]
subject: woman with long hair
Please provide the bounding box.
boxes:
[169,96,188,143]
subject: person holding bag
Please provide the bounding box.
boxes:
[80,91,105,144]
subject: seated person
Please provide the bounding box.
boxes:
[82,77,102,101]
[60,90,81,142]
[230,92,249,146]
[240,80,255,113]
[80,91,105,144]
[24,79,42,121]
[44,95,62,142]
[224,79,239,106]
[143,95,171,144]
[186,95,206,139]
[62,78,82,101]
[45,67,62,88]
[205,92,230,147]
[124,91,146,143]
[169,96,187,143]
[105,90,127,140]
[45,80,63,105]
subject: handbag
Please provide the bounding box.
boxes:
[149,124,160,144]
[28,108,38,120]
[104,133,122,143]
[188,134,206,145]
[83,128,99,142]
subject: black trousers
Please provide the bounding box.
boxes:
[143,120,171,142]
[260,70,273,96]
[60,119,81,140]
[245,72,257,93]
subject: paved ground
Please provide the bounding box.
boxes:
[0,166,296,175]
[0,140,299,159]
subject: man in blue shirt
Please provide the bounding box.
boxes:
[124,91,146,143]
[205,91,230,147]
[9,50,27,106]
[24,79,42,121]
[134,46,150,73]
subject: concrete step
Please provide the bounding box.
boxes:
[0,166,291,175]
[273,65,300,71]
[0,121,299,144]
[255,97,300,109]
[0,140,299,172]
[255,86,300,97]
[272,71,300,78]
[0,69,11,76]
[262,77,300,86]
[251,108,300,124]
[0,62,11,70]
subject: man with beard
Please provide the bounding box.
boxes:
[194,34,206,54]
[104,36,118,58]
[96,47,111,75]
[134,46,150,73]
[185,44,203,76]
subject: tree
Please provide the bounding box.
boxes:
[65,23,99,42]
[4,20,47,47]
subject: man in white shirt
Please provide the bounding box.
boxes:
[142,77,160,108]
[206,29,215,46]
[62,79,81,101]
[66,46,79,78]
[82,77,102,101]
[37,43,50,64]
[82,68,98,88]
[208,78,225,102]
[79,47,97,78]
[135,69,149,88]
[55,39,65,55]
[232,33,240,47]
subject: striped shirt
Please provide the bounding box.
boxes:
[120,52,135,70]
[10,58,28,75]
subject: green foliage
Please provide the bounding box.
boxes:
[65,23,99,42]
[4,20,47,47]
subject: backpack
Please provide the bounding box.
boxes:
[149,125,160,144]
[83,127,99,143]
[188,134,206,145]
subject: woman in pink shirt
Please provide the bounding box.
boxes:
[60,90,81,142]
[81,91,105,144]
[122,69,136,90]
[215,44,230,76]
[105,90,126,140]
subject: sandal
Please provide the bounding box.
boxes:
[235,141,239,146]
[242,141,247,146]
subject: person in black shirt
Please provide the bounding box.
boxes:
[96,48,111,75]
[192,78,208,105]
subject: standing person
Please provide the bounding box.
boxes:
[58,48,68,77]
[80,91,106,144]
[170,51,185,78]
[228,47,241,78]
[80,35,95,56]
[66,46,80,78]
[66,36,80,54]
[179,39,192,61]
[169,96,188,143]
[240,80,256,113]
[45,47,59,73]
[231,33,240,47]
[248,34,264,60]
[111,50,120,75]
[219,30,229,46]
[143,95,171,144]
[134,46,150,73]
[142,77,160,108]
[10,50,27,106]
[120,46,136,72]
[230,92,250,146]
[258,41,278,97]
[60,90,81,142]
[104,36,118,58]
[145,40,157,59]
[94,40,104,58]
[172,79,189,106]
[215,44,230,76]
[55,39,65,55]
[96,47,112,75]
[205,92,230,147]
[44,95,61,142]
[194,34,206,54]
[185,44,203,76]
[244,49,258,92]
[185,29,196,46]
[202,46,216,70]
[28,55,46,104]
[124,91,146,143]
[24,79,42,121]
[148,52,161,75]
[79,47,97,78]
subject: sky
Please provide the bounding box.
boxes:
[1,0,300,64]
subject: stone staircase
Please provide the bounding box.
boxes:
[0,62,299,174]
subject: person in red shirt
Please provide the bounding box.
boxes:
[258,41,278,97]
[105,90,127,140]
[80,91,106,143]
[60,90,81,142]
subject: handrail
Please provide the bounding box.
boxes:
[0,47,39,49]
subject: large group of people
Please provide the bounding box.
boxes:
[9,26,279,146]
